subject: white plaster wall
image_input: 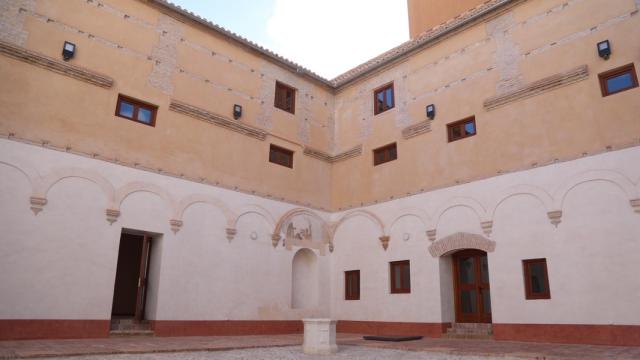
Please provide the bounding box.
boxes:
[329,145,640,325]
[1,138,639,326]
[0,139,331,321]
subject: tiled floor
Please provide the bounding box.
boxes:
[0,333,639,359]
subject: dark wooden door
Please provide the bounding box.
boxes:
[134,235,151,322]
[453,249,491,323]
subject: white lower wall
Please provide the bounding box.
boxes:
[1,138,639,326]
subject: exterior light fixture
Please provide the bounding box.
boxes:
[233,104,242,119]
[426,104,436,119]
[597,40,611,60]
[62,41,76,61]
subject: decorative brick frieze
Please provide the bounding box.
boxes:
[0,40,114,88]
[487,12,523,95]
[105,209,120,225]
[271,234,281,248]
[169,100,267,141]
[428,232,496,257]
[401,120,432,139]
[225,227,237,241]
[29,196,47,215]
[169,219,183,234]
[148,15,182,95]
[0,0,35,46]
[379,235,390,250]
[547,210,562,227]
[303,145,362,163]
[481,221,493,237]
[484,65,589,110]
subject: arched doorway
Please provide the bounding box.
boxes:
[452,249,491,323]
[291,248,318,309]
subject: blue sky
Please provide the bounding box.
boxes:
[171,0,409,79]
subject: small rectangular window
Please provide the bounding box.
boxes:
[390,260,410,294]
[115,94,157,126]
[523,258,551,300]
[345,270,360,300]
[274,81,296,114]
[269,144,293,168]
[447,116,476,142]
[598,63,638,97]
[373,83,394,115]
[373,143,397,166]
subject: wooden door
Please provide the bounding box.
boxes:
[134,235,151,322]
[453,250,491,323]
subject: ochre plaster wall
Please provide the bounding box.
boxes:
[407,0,487,38]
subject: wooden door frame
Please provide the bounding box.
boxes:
[134,234,152,322]
[452,249,492,323]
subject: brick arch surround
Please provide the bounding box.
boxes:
[428,232,496,257]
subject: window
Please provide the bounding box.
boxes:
[598,63,638,97]
[523,258,550,300]
[390,260,410,294]
[447,116,476,142]
[345,270,360,300]
[373,83,394,115]
[115,94,157,126]
[274,81,296,114]
[269,144,293,168]
[373,143,397,166]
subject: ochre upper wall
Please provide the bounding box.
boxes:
[407,0,486,38]
[0,0,639,212]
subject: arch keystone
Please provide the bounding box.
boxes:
[428,232,495,257]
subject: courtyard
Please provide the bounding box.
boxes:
[1,334,639,359]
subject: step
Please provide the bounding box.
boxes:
[109,330,154,337]
[443,332,493,340]
[446,328,493,335]
[110,319,150,331]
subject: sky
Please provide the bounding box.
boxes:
[171,0,409,79]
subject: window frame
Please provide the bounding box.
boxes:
[522,258,551,300]
[373,142,398,166]
[447,116,477,142]
[268,144,294,169]
[598,63,639,97]
[115,94,158,127]
[390,260,411,294]
[274,81,296,114]
[344,270,360,300]
[373,82,395,115]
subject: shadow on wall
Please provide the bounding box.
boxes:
[291,248,318,309]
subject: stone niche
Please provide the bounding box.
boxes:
[302,318,337,355]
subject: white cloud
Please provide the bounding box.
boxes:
[266,0,408,79]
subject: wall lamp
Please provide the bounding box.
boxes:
[233,104,242,120]
[597,40,611,60]
[62,41,76,61]
[426,104,436,120]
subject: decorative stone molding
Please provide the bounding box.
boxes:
[105,209,120,225]
[484,65,589,110]
[481,221,493,237]
[401,120,432,139]
[225,227,237,241]
[379,235,390,250]
[169,219,183,233]
[0,40,114,88]
[271,234,281,248]
[29,196,47,215]
[426,229,437,242]
[630,199,640,214]
[303,145,362,163]
[328,242,334,253]
[547,210,562,227]
[169,100,267,141]
[428,232,496,257]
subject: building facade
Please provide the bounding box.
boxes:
[1,0,639,345]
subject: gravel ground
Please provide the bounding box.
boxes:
[27,346,508,360]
